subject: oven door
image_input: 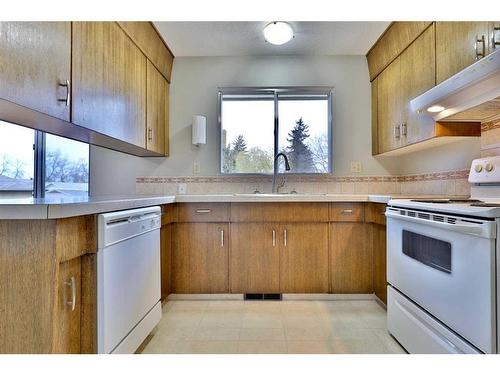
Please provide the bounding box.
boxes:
[386,207,496,353]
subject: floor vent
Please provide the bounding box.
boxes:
[244,293,282,301]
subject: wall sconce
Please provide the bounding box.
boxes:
[192,115,207,146]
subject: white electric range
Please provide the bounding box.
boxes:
[386,156,500,354]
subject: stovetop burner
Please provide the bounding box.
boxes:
[410,199,483,204]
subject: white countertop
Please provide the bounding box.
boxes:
[0,193,457,219]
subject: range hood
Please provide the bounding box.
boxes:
[410,49,500,123]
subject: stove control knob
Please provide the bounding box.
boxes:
[475,164,483,172]
[485,163,494,172]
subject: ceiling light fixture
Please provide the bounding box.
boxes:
[427,105,446,113]
[263,22,294,45]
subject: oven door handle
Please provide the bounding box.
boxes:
[385,211,492,237]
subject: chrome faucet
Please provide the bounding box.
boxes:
[272,152,291,193]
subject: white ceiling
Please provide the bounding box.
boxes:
[153,22,390,57]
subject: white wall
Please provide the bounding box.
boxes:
[91,55,400,195]
[90,55,480,196]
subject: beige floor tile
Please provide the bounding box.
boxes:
[189,327,241,341]
[373,329,406,354]
[244,301,282,314]
[238,340,288,354]
[179,340,240,354]
[206,300,245,312]
[330,338,394,354]
[198,312,243,328]
[287,340,336,354]
[240,327,286,341]
[156,325,198,340]
[141,337,186,354]
[241,313,284,328]
[285,326,333,341]
[168,300,209,313]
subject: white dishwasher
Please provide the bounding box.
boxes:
[97,206,162,354]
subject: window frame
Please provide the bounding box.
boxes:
[217,86,334,175]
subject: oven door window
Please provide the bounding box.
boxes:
[402,230,452,274]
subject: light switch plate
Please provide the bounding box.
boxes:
[178,183,187,194]
[193,162,201,174]
[350,161,362,173]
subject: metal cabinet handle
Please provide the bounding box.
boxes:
[475,35,486,60]
[342,209,354,214]
[58,79,70,107]
[220,229,224,247]
[493,26,500,49]
[147,128,153,141]
[272,230,276,247]
[401,122,407,137]
[195,209,212,213]
[284,229,287,247]
[64,276,76,311]
[393,124,401,139]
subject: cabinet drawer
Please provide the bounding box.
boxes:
[230,203,329,222]
[177,203,229,222]
[330,203,365,222]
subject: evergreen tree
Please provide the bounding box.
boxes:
[286,117,315,172]
[232,134,247,153]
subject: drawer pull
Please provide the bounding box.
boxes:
[272,230,276,247]
[342,209,354,214]
[195,209,212,213]
[58,79,71,107]
[220,229,224,247]
[64,276,76,312]
[475,34,486,60]
[284,229,287,247]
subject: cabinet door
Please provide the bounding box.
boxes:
[371,77,379,155]
[491,22,500,53]
[52,257,81,354]
[72,22,146,147]
[146,60,169,155]
[280,223,329,293]
[377,56,402,153]
[0,22,71,121]
[173,223,229,293]
[436,22,490,84]
[330,223,373,293]
[372,224,387,304]
[230,223,280,293]
[400,24,436,145]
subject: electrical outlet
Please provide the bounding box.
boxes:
[178,183,187,194]
[350,161,362,173]
[193,162,201,174]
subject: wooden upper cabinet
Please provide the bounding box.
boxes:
[377,55,402,153]
[436,22,491,84]
[0,22,71,121]
[72,22,147,147]
[279,223,329,293]
[367,22,432,80]
[117,22,173,82]
[147,60,169,155]
[400,24,436,145]
[230,223,280,293]
[371,78,379,155]
[173,223,229,294]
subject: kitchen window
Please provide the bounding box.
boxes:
[218,87,333,174]
[0,120,89,198]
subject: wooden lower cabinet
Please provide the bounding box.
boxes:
[160,224,173,300]
[173,223,229,293]
[230,223,280,293]
[52,257,82,354]
[372,224,387,304]
[330,223,373,293]
[280,223,329,293]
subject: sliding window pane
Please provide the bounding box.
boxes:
[45,134,89,198]
[278,98,330,173]
[0,121,34,198]
[221,97,274,174]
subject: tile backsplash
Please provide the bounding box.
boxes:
[136,170,470,197]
